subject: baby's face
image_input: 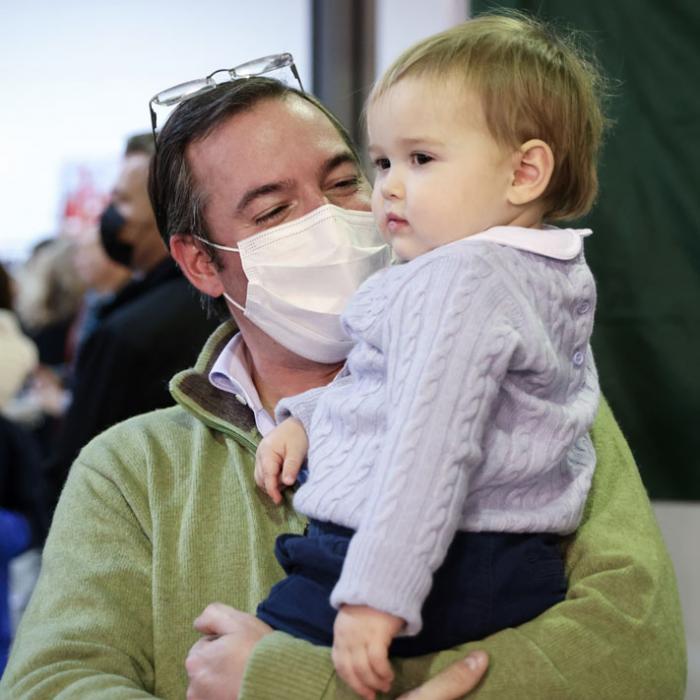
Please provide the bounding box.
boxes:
[367,76,518,261]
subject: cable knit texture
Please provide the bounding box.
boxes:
[277,233,599,635]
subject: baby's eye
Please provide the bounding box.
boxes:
[411,153,433,166]
[373,157,390,171]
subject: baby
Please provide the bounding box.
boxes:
[255,13,606,700]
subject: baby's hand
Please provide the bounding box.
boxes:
[332,604,403,700]
[254,418,308,504]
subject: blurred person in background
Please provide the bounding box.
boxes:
[14,237,84,374]
[0,262,38,412]
[0,417,46,675]
[0,261,47,674]
[10,238,84,457]
[42,132,219,517]
[68,226,131,358]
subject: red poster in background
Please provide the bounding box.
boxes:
[59,160,116,238]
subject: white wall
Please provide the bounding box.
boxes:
[0,0,310,261]
[375,0,469,78]
[653,502,700,700]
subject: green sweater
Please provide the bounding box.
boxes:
[0,322,686,699]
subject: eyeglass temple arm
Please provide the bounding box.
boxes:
[290,63,304,92]
[149,103,158,144]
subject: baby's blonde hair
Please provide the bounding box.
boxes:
[370,12,608,221]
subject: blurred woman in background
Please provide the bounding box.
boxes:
[0,260,46,673]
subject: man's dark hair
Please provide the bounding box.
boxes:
[148,77,361,320]
[125,132,156,157]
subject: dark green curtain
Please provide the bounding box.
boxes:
[472,0,700,499]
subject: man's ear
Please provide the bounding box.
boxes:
[507,139,555,206]
[169,234,224,297]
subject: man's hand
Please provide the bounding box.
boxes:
[254,417,309,504]
[184,602,488,700]
[185,603,272,700]
[332,604,403,700]
[397,651,489,699]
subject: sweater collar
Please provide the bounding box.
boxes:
[208,334,276,436]
[169,320,260,447]
[468,225,592,260]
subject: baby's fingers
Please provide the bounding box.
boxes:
[255,447,283,504]
[253,450,266,490]
[281,452,304,486]
[353,646,391,696]
[367,641,393,687]
[333,646,376,700]
[265,475,282,504]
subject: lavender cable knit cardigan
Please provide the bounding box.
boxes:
[277,230,600,635]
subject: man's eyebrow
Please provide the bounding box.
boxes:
[319,152,359,179]
[236,180,293,214]
[235,153,358,214]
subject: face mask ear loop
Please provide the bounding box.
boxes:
[222,291,246,313]
[191,236,246,310]
[192,234,241,254]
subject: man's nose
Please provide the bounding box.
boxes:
[299,187,332,214]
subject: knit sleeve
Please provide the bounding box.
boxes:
[275,386,327,434]
[330,253,518,635]
[275,368,352,434]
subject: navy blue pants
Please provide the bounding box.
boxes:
[257,520,567,657]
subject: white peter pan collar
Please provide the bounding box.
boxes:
[468,225,592,260]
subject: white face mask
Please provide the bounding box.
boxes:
[197,203,391,363]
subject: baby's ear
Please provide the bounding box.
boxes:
[507,139,554,206]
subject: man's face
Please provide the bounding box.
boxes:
[186,95,371,307]
[73,228,130,291]
[111,152,158,252]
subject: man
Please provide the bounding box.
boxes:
[43,134,219,515]
[1,77,686,699]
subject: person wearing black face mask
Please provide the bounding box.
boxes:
[98,203,134,267]
[42,133,219,518]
